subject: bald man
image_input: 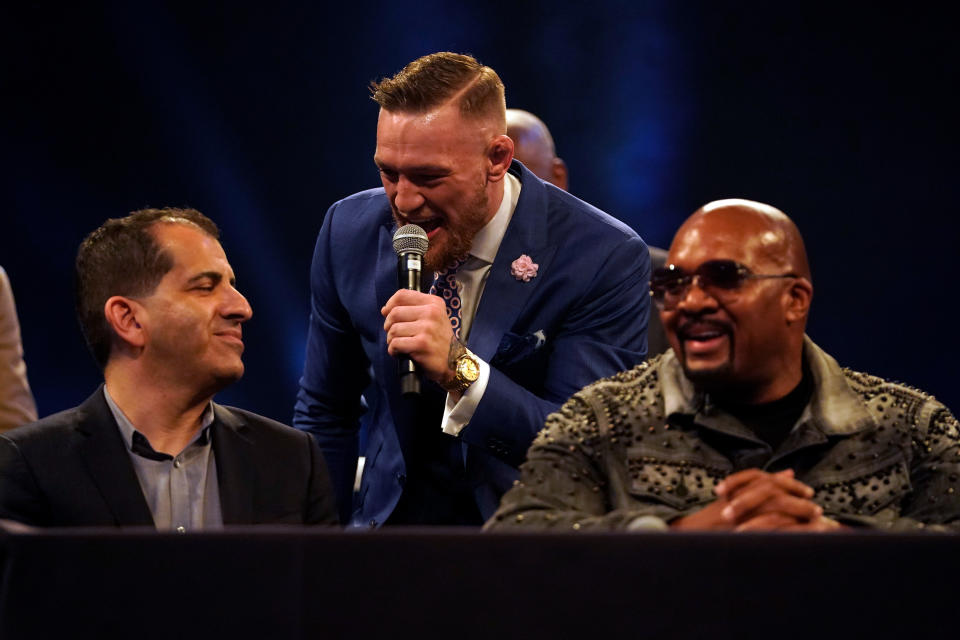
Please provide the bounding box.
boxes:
[506,108,670,357]
[505,109,568,191]
[487,199,960,532]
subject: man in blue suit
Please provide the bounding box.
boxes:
[506,107,670,357]
[294,52,651,527]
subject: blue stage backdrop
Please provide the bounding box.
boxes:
[2,2,957,422]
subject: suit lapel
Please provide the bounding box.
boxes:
[211,404,255,524]
[375,220,403,389]
[469,163,558,362]
[76,387,155,527]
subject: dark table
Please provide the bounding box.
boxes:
[1,523,956,639]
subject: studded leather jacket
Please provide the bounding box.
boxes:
[486,337,960,532]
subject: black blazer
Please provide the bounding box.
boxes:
[0,388,338,527]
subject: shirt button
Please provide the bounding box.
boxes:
[176,526,186,534]
[174,457,182,468]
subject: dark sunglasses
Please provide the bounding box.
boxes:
[650,259,797,310]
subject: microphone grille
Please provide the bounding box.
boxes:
[393,224,429,256]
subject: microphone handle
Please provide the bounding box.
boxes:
[397,252,423,395]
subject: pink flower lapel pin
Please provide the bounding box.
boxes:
[510,254,539,282]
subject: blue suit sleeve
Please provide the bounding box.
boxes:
[460,234,651,466]
[294,202,370,522]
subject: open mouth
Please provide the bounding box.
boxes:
[413,218,442,235]
[677,321,731,354]
[397,214,443,236]
[681,328,725,342]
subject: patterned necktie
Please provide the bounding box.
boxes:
[430,258,466,339]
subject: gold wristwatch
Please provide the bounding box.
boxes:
[442,349,480,393]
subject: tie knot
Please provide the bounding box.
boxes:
[437,257,467,277]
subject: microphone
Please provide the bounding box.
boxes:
[392,224,429,395]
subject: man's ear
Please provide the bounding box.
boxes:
[103,296,146,349]
[551,157,569,192]
[783,278,813,324]
[486,134,514,182]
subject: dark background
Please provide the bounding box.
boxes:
[2,2,957,421]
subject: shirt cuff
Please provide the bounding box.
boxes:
[440,357,491,436]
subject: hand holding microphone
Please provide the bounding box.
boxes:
[385,224,468,395]
[390,224,430,395]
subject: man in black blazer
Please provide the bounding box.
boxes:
[0,208,337,529]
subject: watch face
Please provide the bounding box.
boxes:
[458,355,480,382]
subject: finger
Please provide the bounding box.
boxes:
[767,473,815,499]
[715,469,766,497]
[389,316,453,347]
[385,319,425,344]
[782,517,846,533]
[381,289,437,317]
[734,513,801,532]
[727,493,822,524]
[721,480,781,522]
[720,470,814,501]
[383,305,431,332]
[385,334,428,357]
[721,481,821,523]
[383,301,447,333]
[715,468,797,496]
[761,494,823,521]
[386,316,453,348]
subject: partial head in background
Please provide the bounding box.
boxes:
[506,109,568,191]
[654,199,813,403]
[371,52,515,271]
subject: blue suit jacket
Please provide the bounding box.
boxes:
[295,161,651,526]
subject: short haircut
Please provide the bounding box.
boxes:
[370,52,506,128]
[75,207,219,369]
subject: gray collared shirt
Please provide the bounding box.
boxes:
[104,387,223,532]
